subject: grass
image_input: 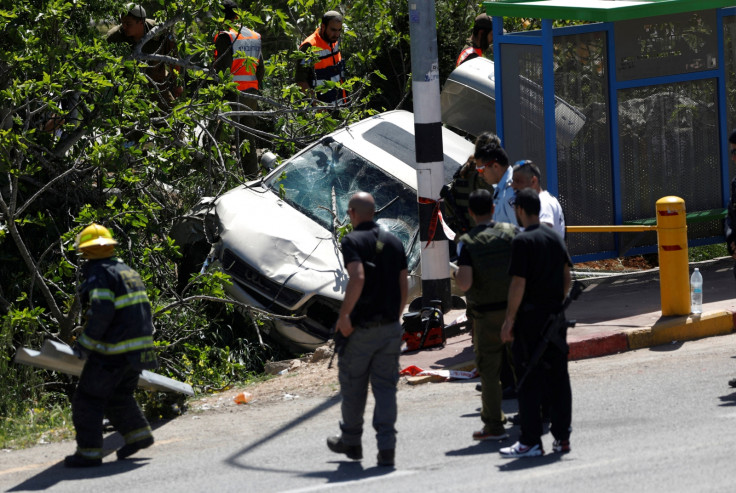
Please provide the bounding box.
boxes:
[689,243,729,262]
[0,402,74,450]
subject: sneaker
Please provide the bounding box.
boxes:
[552,439,570,453]
[117,436,154,460]
[499,441,544,458]
[64,454,102,468]
[729,378,736,388]
[326,436,362,460]
[472,429,509,441]
[377,449,395,467]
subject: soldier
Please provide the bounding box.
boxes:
[64,224,158,467]
[453,189,517,441]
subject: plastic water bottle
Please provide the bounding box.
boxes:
[690,268,703,314]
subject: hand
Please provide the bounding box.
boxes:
[501,319,514,343]
[336,313,354,338]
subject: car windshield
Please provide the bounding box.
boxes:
[263,139,420,269]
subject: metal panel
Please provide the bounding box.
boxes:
[614,10,718,82]
[500,44,546,166]
[555,31,615,256]
[617,79,721,249]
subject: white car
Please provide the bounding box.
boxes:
[172,110,473,353]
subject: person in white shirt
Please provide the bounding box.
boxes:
[511,160,566,238]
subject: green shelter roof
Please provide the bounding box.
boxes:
[483,0,736,22]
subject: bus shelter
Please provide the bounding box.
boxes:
[483,0,736,260]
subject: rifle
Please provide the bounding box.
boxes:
[327,325,348,369]
[515,280,584,392]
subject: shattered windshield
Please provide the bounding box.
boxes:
[263,139,420,268]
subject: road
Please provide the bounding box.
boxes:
[3,334,736,492]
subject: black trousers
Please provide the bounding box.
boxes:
[71,355,152,459]
[512,311,572,448]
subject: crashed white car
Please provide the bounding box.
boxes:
[172,110,473,353]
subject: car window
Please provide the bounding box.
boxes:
[264,140,420,270]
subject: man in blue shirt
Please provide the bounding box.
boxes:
[474,133,517,226]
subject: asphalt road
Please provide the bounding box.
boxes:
[4,333,736,492]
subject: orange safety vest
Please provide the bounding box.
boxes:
[456,47,482,67]
[214,27,261,91]
[300,28,346,104]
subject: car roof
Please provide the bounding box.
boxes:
[320,110,474,187]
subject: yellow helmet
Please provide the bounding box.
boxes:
[75,224,118,259]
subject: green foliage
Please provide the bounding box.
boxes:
[688,243,728,262]
[0,0,493,447]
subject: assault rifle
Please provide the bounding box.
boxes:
[515,280,585,392]
[327,325,348,369]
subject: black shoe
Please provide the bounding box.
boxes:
[475,383,482,392]
[729,378,736,388]
[508,413,521,426]
[326,436,362,460]
[117,436,154,460]
[377,449,395,467]
[64,454,102,468]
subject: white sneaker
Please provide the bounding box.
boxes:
[499,441,544,458]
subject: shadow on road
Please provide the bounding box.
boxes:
[300,461,395,483]
[224,395,340,473]
[6,458,146,491]
[497,453,564,471]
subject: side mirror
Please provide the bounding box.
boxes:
[260,151,280,171]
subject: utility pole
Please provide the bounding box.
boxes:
[408,0,451,311]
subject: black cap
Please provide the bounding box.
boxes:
[474,13,493,30]
[123,3,146,19]
[223,0,238,19]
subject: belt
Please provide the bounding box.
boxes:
[469,301,507,313]
[355,319,394,329]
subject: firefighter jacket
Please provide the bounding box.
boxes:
[214,27,262,91]
[456,46,482,67]
[299,28,346,104]
[77,257,158,370]
[458,222,517,311]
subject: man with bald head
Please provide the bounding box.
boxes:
[327,192,408,467]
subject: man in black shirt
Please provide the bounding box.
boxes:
[326,192,408,467]
[500,188,573,458]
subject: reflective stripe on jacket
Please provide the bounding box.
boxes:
[214,27,261,91]
[456,46,482,67]
[79,257,158,370]
[300,28,346,104]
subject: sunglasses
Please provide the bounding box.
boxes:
[475,161,495,172]
[515,159,533,167]
[731,148,736,156]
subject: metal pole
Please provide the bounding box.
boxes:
[408,0,451,311]
[656,196,690,316]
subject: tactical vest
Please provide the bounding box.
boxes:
[444,167,493,234]
[459,222,517,311]
[214,27,261,91]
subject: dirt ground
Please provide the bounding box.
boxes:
[575,254,657,271]
[188,255,657,414]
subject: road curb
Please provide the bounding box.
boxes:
[625,310,734,350]
[568,332,629,360]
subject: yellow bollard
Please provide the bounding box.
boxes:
[656,196,690,316]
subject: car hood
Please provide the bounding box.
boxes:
[214,184,346,309]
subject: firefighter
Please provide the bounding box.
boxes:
[64,224,159,468]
